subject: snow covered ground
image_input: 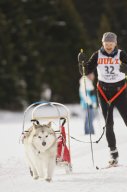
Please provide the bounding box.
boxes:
[0,104,127,192]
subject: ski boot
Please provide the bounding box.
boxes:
[109,148,119,166]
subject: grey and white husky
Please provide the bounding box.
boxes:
[23,122,57,182]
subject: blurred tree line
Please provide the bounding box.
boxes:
[0,0,127,110]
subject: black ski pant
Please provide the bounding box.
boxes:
[98,80,127,150]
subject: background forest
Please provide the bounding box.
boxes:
[0,0,127,110]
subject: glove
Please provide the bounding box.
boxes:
[79,63,83,75]
[78,51,86,64]
[120,63,127,74]
[78,49,87,75]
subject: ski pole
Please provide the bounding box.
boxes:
[80,48,95,167]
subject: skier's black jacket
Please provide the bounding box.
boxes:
[79,47,127,76]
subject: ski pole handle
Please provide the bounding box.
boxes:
[80,48,84,53]
[78,48,86,75]
[78,48,86,64]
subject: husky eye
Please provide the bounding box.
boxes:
[38,136,42,139]
[46,135,48,138]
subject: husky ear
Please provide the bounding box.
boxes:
[47,121,52,128]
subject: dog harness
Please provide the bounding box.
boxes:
[97,83,127,104]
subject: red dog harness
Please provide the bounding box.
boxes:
[97,83,127,104]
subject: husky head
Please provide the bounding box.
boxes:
[31,122,56,152]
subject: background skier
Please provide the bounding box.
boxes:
[79,73,97,134]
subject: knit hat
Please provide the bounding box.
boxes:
[102,32,117,43]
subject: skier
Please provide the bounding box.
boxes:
[78,32,127,165]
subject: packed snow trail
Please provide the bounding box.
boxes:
[0,106,127,192]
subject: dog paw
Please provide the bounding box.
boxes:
[45,177,52,182]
